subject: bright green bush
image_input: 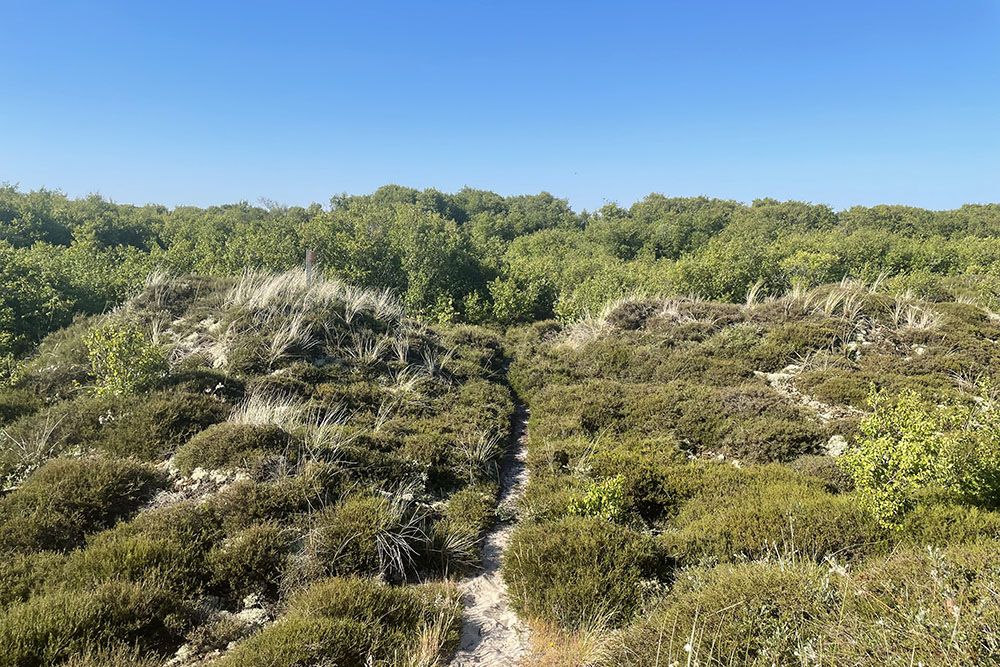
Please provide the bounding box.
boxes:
[85,318,167,396]
[503,515,670,629]
[0,456,165,554]
[842,387,1000,528]
[173,422,291,474]
[567,475,626,521]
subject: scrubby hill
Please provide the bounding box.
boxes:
[0,270,516,666]
[502,282,1000,665]
[4,186,1000,666]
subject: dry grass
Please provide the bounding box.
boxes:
[524,616,618,667]
[398,585,462,667]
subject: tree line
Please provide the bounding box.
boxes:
[3,183,1000,361]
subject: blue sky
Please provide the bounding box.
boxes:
[2,1,998,211]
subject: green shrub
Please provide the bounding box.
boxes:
[503,515,670,629]
[0,456,165,553]
[440,482,497,536]
[661,479,884,564]
[219,577,460,667]
[173,422,291,474]
[220,616,376,667]
[614,562,839,666]
[85,318,167,397]
[96,391,229,460]
[309,493,424,581]
[0,393,119,486]
[0,388,41,426]
[0,552,65,609]
[208,522,291,599]
[0,579,197,667]
[833,540,1000,665]
[567,475,626,521]
[898,500,1000,546]
[154,366,246,402]
[842,386,1000,528]
[749,319,843,371]
[58,528,211,595]
[789,454,855,493]
[209,465,345,532]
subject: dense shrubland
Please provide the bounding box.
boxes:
[502,282,1000,665]
[3,185,1000,665]
[0,270,512,665]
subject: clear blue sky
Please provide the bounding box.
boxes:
[2,1,998,211]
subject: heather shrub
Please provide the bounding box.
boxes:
[58,530,209,594]
[503,515,670,629]
[0,388,41,426]
[173,422,291,474]
[0,579,196,667]
[440,482,497,536]
[209,465,345,532]
[0,456,165,553]
[789,454,854,492]
[897,500,1000,545]
[749,319,843,370]
[0,393,118,486]
[0,552,65,609]
[831,540,1000,665]
[661,479,884,564]
[154,366,246,402]
[309,493,425,581]
[96,391,229,460]
[219,577,460,667]
[208,522,291,599]
[614,562,839,666]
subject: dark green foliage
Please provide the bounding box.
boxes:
[0,456,165,554]
[0,579,197,667]
[219,577,460,667]
[898,501,1000,545]
[154,367,246,402]
[0,552,66,609]
[173,422,291,474]
[660,477,884,564]
[309,493,423,581]
[96,391,230,460]
[503,516,670,629]
[208,522,291,599]
[0,388,41,426]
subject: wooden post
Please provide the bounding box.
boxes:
[305,249,316,285]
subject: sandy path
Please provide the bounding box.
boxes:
[449,403,531,666]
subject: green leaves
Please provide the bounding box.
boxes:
[85,318,166,397]
[842,385,1000,528]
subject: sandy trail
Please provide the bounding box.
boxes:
[449,403,531,666]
